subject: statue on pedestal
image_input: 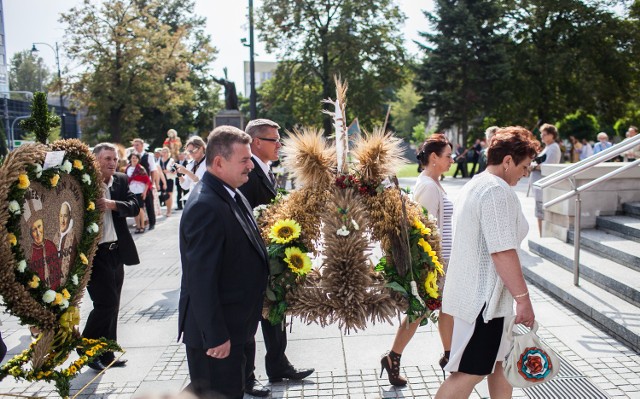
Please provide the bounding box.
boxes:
[213,67,239,110]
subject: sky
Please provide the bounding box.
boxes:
[3,0,434,97]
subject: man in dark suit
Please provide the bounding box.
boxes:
[240,119,314,397]
[83,143,140,371]
[178,126,269,399]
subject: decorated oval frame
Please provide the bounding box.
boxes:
[0,140,120,397]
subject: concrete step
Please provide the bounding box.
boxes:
[568,229,640,273]
[522,244,640,352]
[596,215,640,243]
[623,201,640,218]
[529,236,640,307]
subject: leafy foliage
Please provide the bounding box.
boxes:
[60,0,217,145]
[257,0,407,134]
[19,92,60,144]
[8,50,52,94]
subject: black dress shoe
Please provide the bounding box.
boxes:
[87,359,105,371]
[245,378,270,397]
[109,359,128,368]
[268,367,314,383]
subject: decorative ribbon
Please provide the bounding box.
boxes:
[59,306,80,330]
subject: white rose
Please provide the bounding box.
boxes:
[71,274,79,285]
[59,299,70,309]
[8,200,21,215]
[81,174,91,185]
[16,260,27,273]
[34,163,43,178]
[337,226,350,236]
[86,223,99,234]
[253,204,268,219]
[42,290,57,303]
[60,160,72,174]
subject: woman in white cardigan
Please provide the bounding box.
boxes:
[380,133,454,386]
[435,127,539,399]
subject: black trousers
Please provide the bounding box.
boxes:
[245,317,291,381]
[453,161,468,178]
[176,177,188,209]
[83,246,124,363]
[145,190,156,227]
[186,341,248,399]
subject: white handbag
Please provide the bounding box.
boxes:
[503,318,560,388]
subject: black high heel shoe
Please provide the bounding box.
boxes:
[380,351,407,386]
[438,354,449,379]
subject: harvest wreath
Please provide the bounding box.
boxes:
[0,93,121,397]
[256,79,444,332]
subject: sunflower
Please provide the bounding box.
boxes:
[413,217,431,236]
[424,271,439,298]
[283,247,312,275]
[17,174,30,189]
[269,219,301,244]
[417,237,432,253]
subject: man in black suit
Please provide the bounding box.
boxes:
[178,126,269,399]
[83,143,140,371]
[240,119,314,397]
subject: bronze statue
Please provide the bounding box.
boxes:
[213,67,239,110]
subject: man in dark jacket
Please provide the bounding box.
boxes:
[178,126,269,399]
[239,119,314,397]
[84,143,140,371]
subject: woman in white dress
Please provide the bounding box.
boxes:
[436,126,539,399]
[380,133,454,386]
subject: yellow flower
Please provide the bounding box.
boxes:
[283,247,312,275]
[73,159,84,170]
[413,218,431,236]
[79,253,89,265]
[17,174,30,189]
[62,369,70,376]
[61,288,71,299]
[86,350,95,357]
[28,275,40,289]
[424,271,439,298]
[50,174,60,187]
[69,365,77,375]
[7,233,17,246]
[52,293,63,305]
[433,260,444,276]
[417,237,432,253]
[269,219,301,244]
[87,201,95,211]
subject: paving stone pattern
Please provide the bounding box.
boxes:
[1,178,640,398]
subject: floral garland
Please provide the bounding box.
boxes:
[0,140,114,397]
[0,335,122,397]
[263,218,313,325]
[375,213,444,325]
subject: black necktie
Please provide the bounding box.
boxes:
[234,193,257,230]
[268,170,276,188]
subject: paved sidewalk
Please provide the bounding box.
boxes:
[1,177,639,398]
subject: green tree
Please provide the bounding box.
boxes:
[60,0,216,144]
[19,92,61,144]
[414,0,511,145]
[556,110,599,140]
[257,0,407,134]
[503,0,633,126]
[8,50,52,93]
[389,68,424,141]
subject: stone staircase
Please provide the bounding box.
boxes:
[526,201,640,353]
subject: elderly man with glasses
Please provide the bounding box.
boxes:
[176,136,207,202]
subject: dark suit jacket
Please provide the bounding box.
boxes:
[178,172,268,349]
[238,156,277,209]
[110,172,140,266]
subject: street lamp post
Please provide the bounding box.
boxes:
[248,0,257,120]
[31,42,66,139]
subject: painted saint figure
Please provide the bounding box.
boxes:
[53,201,77,283]
[28,218,63,290]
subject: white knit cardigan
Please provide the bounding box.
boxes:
[442,173,528,324]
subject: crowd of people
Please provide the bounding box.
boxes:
[7,117,638,399]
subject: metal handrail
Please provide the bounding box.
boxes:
[531,133,640,286]
[534,133,640,189]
